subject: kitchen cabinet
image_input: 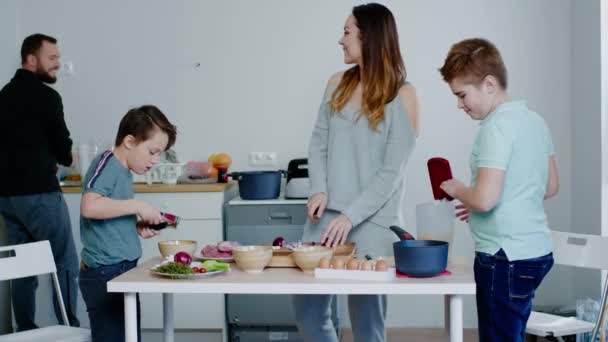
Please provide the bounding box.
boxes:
[20,183,236,333]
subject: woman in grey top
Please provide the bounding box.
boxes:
[292,3,420,342]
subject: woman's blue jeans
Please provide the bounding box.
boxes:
[475,249,553,342]
[292,294,387,342]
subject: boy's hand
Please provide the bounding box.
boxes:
[455,203,469,222]
[137,226,161,239]
[440,179,466,199]
[135,200,162,224]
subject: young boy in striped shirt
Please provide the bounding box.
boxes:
[78,105,177,342]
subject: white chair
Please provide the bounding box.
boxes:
[0,241,90,341]
[526,230,608,342]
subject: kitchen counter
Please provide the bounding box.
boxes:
[61,181,236,193]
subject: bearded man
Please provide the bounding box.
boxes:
[0,33,80,331]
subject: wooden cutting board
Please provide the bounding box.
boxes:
[268,243,356,268]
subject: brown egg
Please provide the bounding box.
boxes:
[346,258,359,270]
[332,258,345,270]
[361,261,373,271]
[375,260,388,272]
[318,257,331,269]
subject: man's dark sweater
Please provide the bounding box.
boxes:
[0,69,73,196]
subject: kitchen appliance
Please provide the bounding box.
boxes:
[229,170,285,200]
[390,226,449,277]
[285,158,310,199]
[225,200,339,341]
[427,157,453,201]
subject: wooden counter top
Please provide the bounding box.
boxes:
[61,181,235,194]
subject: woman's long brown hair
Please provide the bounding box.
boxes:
[330,3,406,131]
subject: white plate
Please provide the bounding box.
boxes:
[193,253,234,262]
[150,269,226,279]
[150,261,228,279]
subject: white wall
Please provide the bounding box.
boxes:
[568,0,603,306]
[0,0,594,329]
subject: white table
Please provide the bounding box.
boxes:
[108,258,476,342]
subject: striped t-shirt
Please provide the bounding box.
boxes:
[80,150,141,268]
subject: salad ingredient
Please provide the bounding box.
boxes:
[174,252,192,265]
[202,241,240,258]
[272,236,285,247]
[375,260,388,272]
[346,258,359,270]
[201,260,230,272]
[361,261,373,271]
[332,258,345,270]
[155,262,194,275]
[318,257,331,269]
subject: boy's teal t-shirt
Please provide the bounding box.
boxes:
[80,150,141,268]
[469,101,553,261]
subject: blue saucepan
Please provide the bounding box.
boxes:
[390,226,449,277]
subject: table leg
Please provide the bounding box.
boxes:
[444,295,451,333]
[163,293,174,342]
[124,293,138,342]
[449,295,463,342]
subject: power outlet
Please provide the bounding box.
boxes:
[249,152,278,166]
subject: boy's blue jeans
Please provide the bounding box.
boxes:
[79,259,141,342]
[475,249,553,342]
[0,192,80,331]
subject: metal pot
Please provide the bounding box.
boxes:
[390,226,449,277]
[229,170,285,200]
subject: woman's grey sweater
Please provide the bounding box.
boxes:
[308,85,416,229]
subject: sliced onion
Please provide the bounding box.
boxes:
[272,236,285,247]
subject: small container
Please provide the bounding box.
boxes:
[161,163,185,185]
[416,200,455,245]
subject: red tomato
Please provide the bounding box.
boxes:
[192,267,200,272]
[199,267,207,273]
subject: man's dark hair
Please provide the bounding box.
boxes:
[115,105,177,150]
[21,33,57,64]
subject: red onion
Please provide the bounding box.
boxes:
[272,236,285,247]
[174,251,192,265]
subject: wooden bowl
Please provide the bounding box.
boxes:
[292,246,333,272]
[233,246,273,273]
[158,240,197,259]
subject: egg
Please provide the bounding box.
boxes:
[361,261,373,271]
[346,258,359,270]
[318,257,331,269]
[375,260,388,272]
[332,258,345,270]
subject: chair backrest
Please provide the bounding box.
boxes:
[0,241,57,281]
[552,230,608,270]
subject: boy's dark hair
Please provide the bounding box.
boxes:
[115,105,177,150]
[439,38,508,89]
[21,33,57,64]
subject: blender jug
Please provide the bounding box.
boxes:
[416,200,455,245]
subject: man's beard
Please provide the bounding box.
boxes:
[35,66,57,84]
